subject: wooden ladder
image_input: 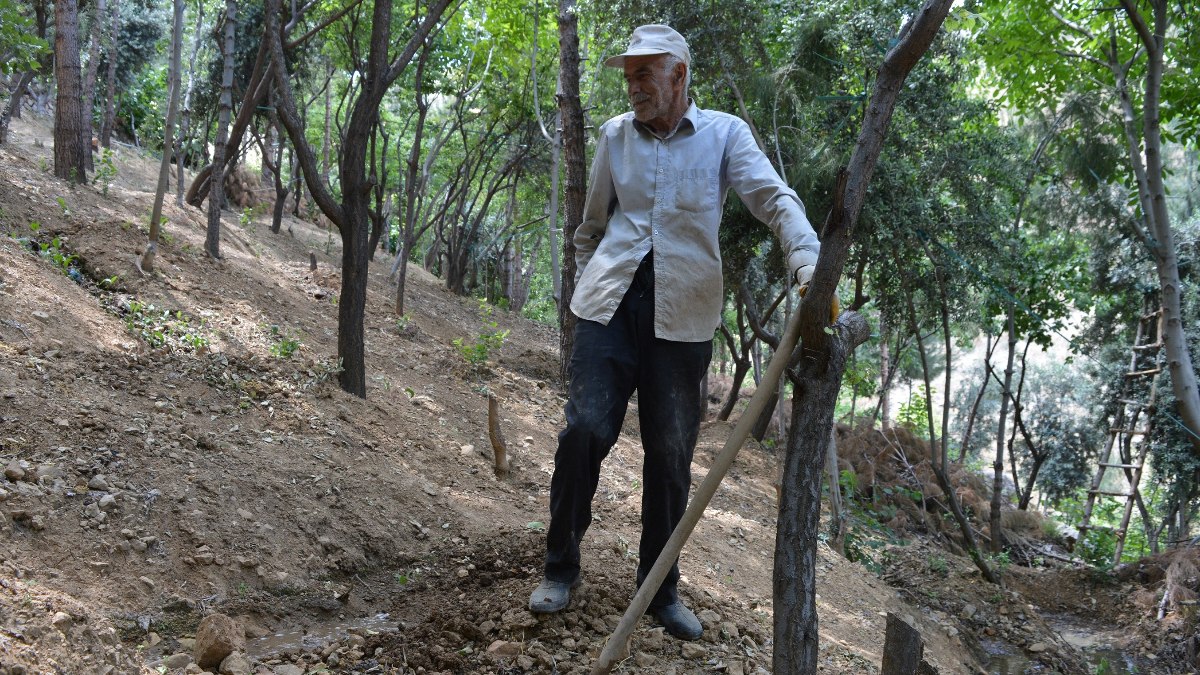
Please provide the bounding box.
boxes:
[1076,304,1164,564]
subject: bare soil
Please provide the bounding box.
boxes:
[0,115,1190,675]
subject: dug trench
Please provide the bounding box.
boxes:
[1,114,1195,675]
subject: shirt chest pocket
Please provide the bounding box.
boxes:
[674,168,718,213]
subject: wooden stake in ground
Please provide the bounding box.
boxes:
[488,394,510,479]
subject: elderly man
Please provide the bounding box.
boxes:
[529,24,821,640]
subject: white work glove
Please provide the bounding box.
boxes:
[793,265,839,324]
[794,265,814,288]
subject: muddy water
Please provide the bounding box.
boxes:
[244,613,399,660]
[982,614,1137,674]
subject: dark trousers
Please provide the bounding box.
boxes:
[544,254,712,609]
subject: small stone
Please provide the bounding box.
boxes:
[272,665,304,675]
[5,461,25,482]
[456,567,469,578]
[727,660,745,675]
[1027,642,1049,653]
[634,652,655,667]
[697,609,722,626]
[961,604,977,620]
[479,620,496,635]
[643,627,665,649]
[946,626,958,638]
[500,608,537,630]
[51,612,71,627]
[720,621,740,639]
[218,651,251,675]
[681,642,706,659]
[139,576,156,591]
[98,494,116,510]
[32,311,50,321]
[487,640,521,656]
[164,653,191,669]
[88,475,109,491]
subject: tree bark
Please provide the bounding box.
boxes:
[0,71,34,144]
[140,0,184,274]
[98,0,119,148]
[1114,0,1200,458]
[772,2,954,671]
[556,0,584,385]
[176,0,204,206]
[53,0,88,183]
[80,0,105,172]
[205,0,237,259]
[267,0,454,397]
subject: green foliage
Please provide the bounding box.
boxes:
[123,301,209,352]
[927,554,949,578]
[0,0,48,75]
[895,385,932,433]
[266,325,301,359]
[453,301,509,369]
[93,149,118,196]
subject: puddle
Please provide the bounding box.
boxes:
[982,616,1138,675]
[244,613,399,660]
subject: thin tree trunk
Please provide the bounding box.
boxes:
[774,3,956,670]
[206,0,236,259]
[98,0,119,148]
[140,0,184,274]
[0,71,34,144]
[80,0,106,172]
[556,0,583,385]
[177,0,204,206]
[267,0,453,397]
[990,308,1016,554]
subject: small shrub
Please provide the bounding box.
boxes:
[267,325,301,359]
[453,301,509,370]
[93,149,118,196]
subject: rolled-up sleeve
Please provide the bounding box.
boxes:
[724,120,820,275]
[575,128,615,285]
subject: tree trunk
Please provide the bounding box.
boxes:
[0,71,34,144]
[1115,0,1200,458]
[53,0,88,184]
[186,38,269,207]
[990,303,1016,553]
[140,0,184,274]
[556,0,584,385]
[267,0,453,397]
[773,2,954,671]
[177,0,205,206]
[98,0,119,148]
[205,0,236,259]
[80,0,106,173]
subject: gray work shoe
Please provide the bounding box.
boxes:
[653,601,703,640]
[528,576,580,613]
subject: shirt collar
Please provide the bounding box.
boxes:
[634,99,700,139]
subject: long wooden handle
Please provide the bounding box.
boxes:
[591,308,806,674]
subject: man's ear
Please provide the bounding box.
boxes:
[675,63,687,86]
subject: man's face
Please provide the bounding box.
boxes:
[623,54,684,131]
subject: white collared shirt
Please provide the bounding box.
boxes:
[571,102,821,341]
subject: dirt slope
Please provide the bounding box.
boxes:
[0,115,1113,675]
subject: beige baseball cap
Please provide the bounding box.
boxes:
[604,24,690,68]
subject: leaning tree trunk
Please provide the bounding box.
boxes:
[140,0,184,274]
[1113,0,1200,459]
[205,0,236,259]
[53,0,88,183]
[0,71,34,144]
[556,0,584,385]
[772,1,953,671]
[98,0,119,148]
[990,307,1016,554]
